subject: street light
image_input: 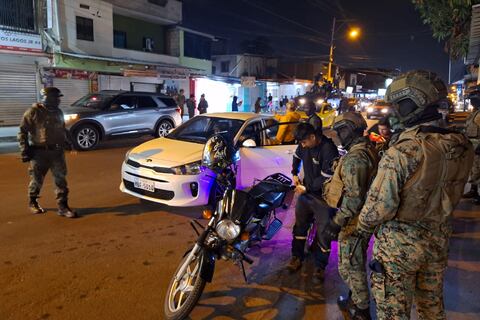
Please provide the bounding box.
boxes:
[327,17,361,82]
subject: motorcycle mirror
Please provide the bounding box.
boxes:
[242,139,256,148]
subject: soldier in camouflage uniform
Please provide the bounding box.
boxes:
[319,112,379,320]
[462,86,480,203]
[18,87,77,218]
[357,70,474,319]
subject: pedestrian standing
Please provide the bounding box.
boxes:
[232,96,242,112]
[186,94,196,119]
[305,101,323,133]
[320,112,379,320]
[198,94,208,114]
[176,89,186,119]
[17,87,77,218]
[356,70,473,319]
[254,97,262,113]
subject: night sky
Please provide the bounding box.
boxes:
[183,0,453,82]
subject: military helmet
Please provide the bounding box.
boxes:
[386,70,447,107]
[333,111,367,131]
[41,87,63,98]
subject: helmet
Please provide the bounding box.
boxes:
[332,112,367,149]
[202,134,239,172]
[41,87,63,98]
[386,70,446,106]
[333,112,367,131]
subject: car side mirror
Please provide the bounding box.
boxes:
[242,139,256,148]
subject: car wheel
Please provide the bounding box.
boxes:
[73,124,99,151]
[156,120,173,138]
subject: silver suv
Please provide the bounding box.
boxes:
[63,91,182,151]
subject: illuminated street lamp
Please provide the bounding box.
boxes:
[327,17,361,82]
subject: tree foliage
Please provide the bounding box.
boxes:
[412,0,480,59]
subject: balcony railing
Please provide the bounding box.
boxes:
[0,0,36,33]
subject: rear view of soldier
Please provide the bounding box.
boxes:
[357,71,473,319]
[18,87,77,218]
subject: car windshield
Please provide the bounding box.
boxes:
[71,93,116,109]
[167,116,244,144]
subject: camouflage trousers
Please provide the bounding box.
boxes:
[468,154,480,185]
[338,234,370,310]
[28,149,68,203]
[370,221,449,320]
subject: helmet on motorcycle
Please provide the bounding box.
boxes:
[385,70,447,125]
[202,134,239,172]
[332,112,367,149]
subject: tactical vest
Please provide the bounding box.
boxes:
[465,110,480,139]
[323,141,379,208]
[29,103,67,146]
[393,127,473,225]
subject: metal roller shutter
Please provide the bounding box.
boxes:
[0,63,37,126]
[53,78,90,108]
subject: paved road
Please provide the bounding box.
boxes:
[0,136,479,319]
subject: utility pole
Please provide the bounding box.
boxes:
[327,17,336,82]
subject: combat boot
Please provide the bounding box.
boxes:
[29,197,46,214]
[57,201,77,218]
[286,256,302,272]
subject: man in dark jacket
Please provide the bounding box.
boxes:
[18,87,76,218]
[288,122,339,278]
[198,94,208,114]
[186,94,196,119]
[305,101,323,133]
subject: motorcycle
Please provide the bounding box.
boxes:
[164,135,294,320]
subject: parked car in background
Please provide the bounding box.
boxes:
[63,91,182,150]
[366,100,393,119]
[120,113,300,207]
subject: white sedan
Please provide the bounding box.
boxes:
[120,113,298,207]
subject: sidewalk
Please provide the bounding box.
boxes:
[0,126,18,143]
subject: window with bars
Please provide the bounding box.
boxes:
[0,0,36,32]
[76,16,94,41]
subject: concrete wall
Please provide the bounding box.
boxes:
[212,55,240,77]
[58,0,114,56]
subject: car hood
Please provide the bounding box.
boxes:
[129,138,204,167]
[62,106,100,115]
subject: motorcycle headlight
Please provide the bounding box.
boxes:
[171,160,203,175]
[64,114,79,122]
[381,108,388,113]
[367,107,374,113]
[215,219,241,241]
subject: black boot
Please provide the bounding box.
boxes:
[29,197,46,214]
[337,291,352,311]
[337,293,371,320]
[58,201,77,218]
[463,184,478,198]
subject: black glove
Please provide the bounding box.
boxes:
[318,219,341,251]
[21,149,33,162]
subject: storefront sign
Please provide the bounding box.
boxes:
[0,30,42,52]
[241,76,256,88]
[123,69,158,77]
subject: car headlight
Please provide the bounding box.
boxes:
[171,160,203,175]
[381,108,388,113]
[215,219,241,241]
[299,98,306,105]
[367,107,374,113]
[64,114,79,121]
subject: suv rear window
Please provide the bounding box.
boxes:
[158,97,177,107]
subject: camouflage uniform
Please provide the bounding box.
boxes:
[18,103,71,205]
[464,109,480,185]
[332,137,379,310]
[357,124,473,320]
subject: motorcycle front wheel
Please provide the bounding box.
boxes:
[164,246,207,320]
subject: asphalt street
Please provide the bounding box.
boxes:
[0,135,479,320]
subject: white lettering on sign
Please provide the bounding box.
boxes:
[0,29,42,52]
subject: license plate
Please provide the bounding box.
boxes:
[133,177,155,192]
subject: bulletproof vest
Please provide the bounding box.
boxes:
[465,110,480,139]
[29,103,66,146]
[323,140,379,208]
[394,127,473,225]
